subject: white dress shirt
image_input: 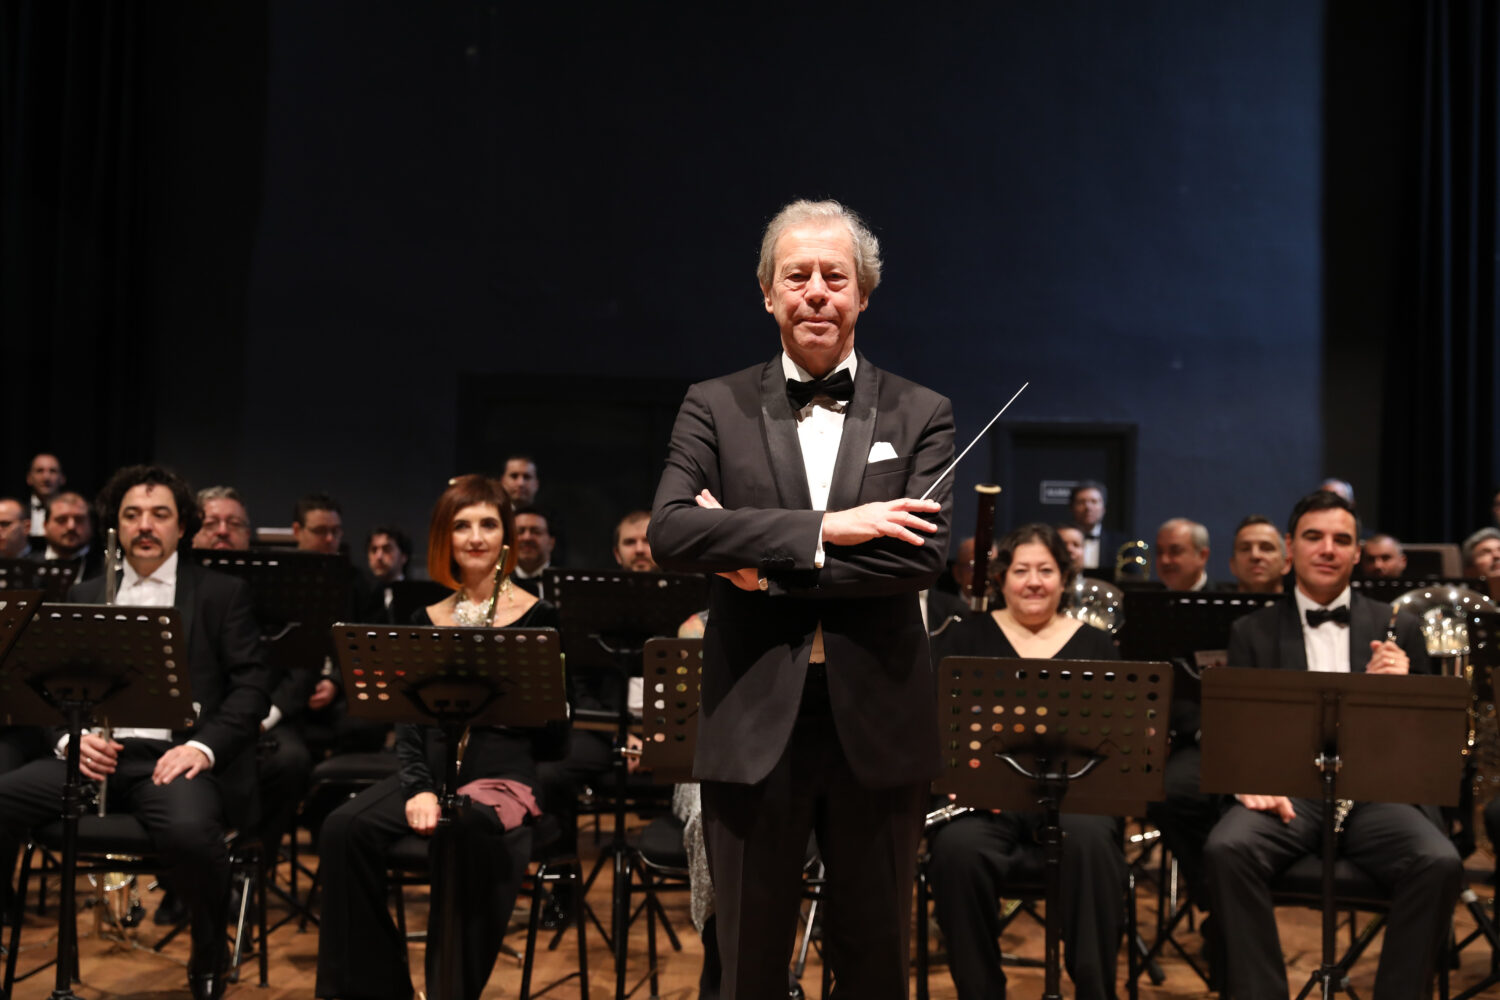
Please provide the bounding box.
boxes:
[1294,584,1353,674]
[782,351,856,662]
[1082,527,1102,570]
[29,495,46,535]
[56,551,215,765]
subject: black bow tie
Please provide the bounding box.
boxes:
[1305,605,1351,628]
[786,368,854,409]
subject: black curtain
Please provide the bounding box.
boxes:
[1379,0,1500,541]
[0,2,265,501]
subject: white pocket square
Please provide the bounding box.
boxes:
[867,442,898,462]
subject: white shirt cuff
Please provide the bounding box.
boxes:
[261,704,283,732]
[185,740,216,769]
[814,522,826,569]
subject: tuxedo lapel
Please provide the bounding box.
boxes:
[826,354,878,514]
[174,561,198,654]
[1348,594,1382,673]
[759,358,813,510]
[1276,599,1308,671]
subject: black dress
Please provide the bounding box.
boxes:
[927,613,1125,1000]
[315,601,562,1000]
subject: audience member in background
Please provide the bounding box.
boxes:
[0,497,34,558]
[24,453,65,536]
[501,455,540,507]
[38,491,100,583]
[1227,514,1287,594]
[511,506,556,598]
[1155,518,1212,591]
[193,486,253,550]
[1463,527,1500,579]
[611,510,658,572]
[1358,533,1408,579]
[1068,481,1117,571]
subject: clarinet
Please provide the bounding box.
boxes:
[96,528,120,817]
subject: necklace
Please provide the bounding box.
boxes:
[451,576,514,626]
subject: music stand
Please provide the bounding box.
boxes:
[0,559,78,602]
[330,623,567,1000]
[1351,575,1487,605]
[544,568,705,993]
[191,549,352,672]
[1200,668,1468,1000]
[639,638,702,784]
[934,656,1172,1000]
[0,604,193,1000]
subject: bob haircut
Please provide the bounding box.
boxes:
[426,474,517,590]
[991,522,1078,597]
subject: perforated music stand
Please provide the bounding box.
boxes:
[329,623,567,1000]
[639,638,702,784]
[934,656,1171,1000]
[0,604,193,1000]
[0,590,42,665]
[544,568,705,996]
[0,559,77,602]
[1117,590,1285,663]
[1200,668,1469,1000]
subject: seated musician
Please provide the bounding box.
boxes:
[1462,526,1500,579]
[1203,489,1462,1000]
[1227,514,1287,594]
[315,474,563,1000]
[1155,517,1213,591]
[926,522,1125,1000]
[32,490,101,583]
[0,465,270,1000]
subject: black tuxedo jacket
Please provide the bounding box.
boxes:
[70,560,271,825]
[649,351,954,788]
[1226,590,1430,675]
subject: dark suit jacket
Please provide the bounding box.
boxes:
[70,559,272,825]
[649,350,955,788]
[1226,590,1430,675]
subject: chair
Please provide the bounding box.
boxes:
[294,749,400,929]
[4,815,268,994]
[384,818,589,1000]
[1267,853,1450,1000]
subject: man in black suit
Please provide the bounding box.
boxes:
[0,496,32,558]
[34,490,102,584]
[1155,517,1213,591]
[0,465,270,1000]
[1203,489,1462,1000]
[1069,480,1119,572]
[650,199,954,999]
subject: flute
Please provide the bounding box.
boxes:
[98,528,120,817]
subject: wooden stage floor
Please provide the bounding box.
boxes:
[5,822,1498,999]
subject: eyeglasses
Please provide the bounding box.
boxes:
[203,517,249,532]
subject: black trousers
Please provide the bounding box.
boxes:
[0,740,231,968]
[257,724,312,849]
[1144,745,1221,903]
[535,729,612,857]
[1203,799,1462,1000]
[313,773,532,1000]
[700,703,928,1000]
[926,811,1125,1000]
[0,727,46,914]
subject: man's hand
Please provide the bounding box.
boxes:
[1237,794,1296,823]
[1366,639,1409,675]
[406,791,441,835]
[308,678,337,710]
[694,490,761,589]
[77,732,124,782]
[822,498,941,547]
[152,745,211,785]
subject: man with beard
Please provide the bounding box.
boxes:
[1358,533,1408,579]
[36,491,100,584]
[192,486,253,551]
[0,465,269,1000]
[611,510,658,573]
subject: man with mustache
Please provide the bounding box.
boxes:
[193,485,253,551]
[650,199,953,999]
[34,490,101,584]
[611,510,658,573]
[0,465,270,1000]
[1203,489,1461,1000]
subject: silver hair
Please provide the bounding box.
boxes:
[1365,532,1404,554]
[197,485,249,520]
[756,199,882,295]
[1159,517,1210,552]
[1462,527,1500,565]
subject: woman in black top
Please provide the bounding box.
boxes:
[316,475,562,1000]
[928,522,1125,1000]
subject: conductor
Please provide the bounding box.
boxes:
[649,199,955,999]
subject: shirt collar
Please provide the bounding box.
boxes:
[781,351,857,384]
[1293,583,1351,618]
[122,550,179,590]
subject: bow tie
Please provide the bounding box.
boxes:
[786,368,854,409]
[1305,605,1351,628]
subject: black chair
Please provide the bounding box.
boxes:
[295,749,400,929]
[4,815,268,994]
[385,819,589,1000]
[1267,853,1450,1000]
